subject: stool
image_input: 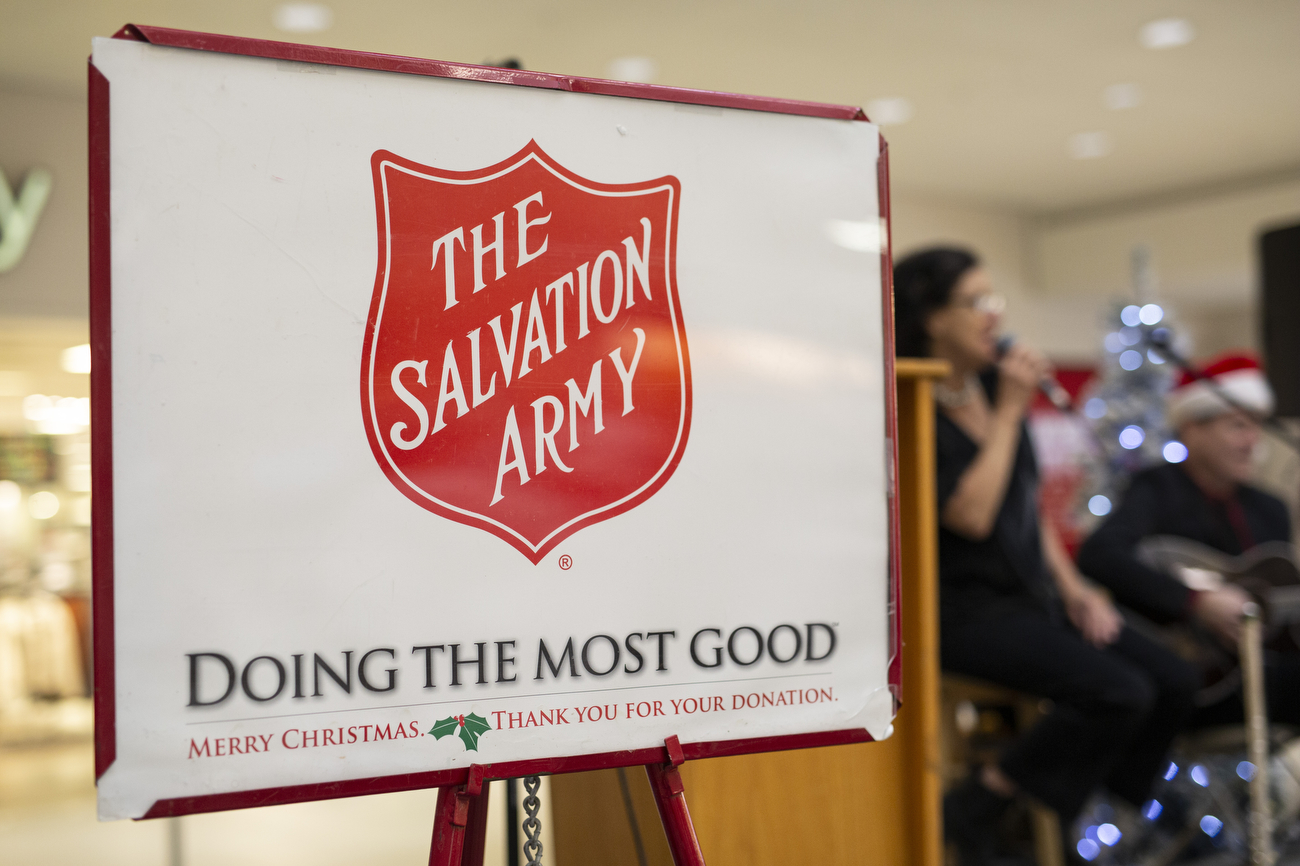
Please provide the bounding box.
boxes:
[941,674,1064,866]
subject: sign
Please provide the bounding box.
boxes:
[90,26,898,821]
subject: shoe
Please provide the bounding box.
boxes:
[945,778,1013,866]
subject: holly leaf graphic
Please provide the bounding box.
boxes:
[429,713,492,751]
[458,713,492,751]
[429,716,460,741]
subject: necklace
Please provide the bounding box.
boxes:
[934,374,980,409]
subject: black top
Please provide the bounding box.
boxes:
[936,371,1057,626]
[1077,463,1292,623]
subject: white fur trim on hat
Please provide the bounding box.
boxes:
[1167,368,1274,428]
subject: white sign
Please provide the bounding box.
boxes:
[90,30,896,821]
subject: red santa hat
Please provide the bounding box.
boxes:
[1166,352,1274,428]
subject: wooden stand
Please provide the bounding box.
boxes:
[543,359,950,866]
[429,736,706,866]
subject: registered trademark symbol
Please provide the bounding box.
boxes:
[558,555,573,570]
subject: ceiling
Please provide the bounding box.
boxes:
[2,0,1298,213]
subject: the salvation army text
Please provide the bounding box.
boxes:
[386,189,656,506]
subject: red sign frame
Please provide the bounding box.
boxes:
[89,24,901,818]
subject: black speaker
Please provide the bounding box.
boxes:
[1260,222,1300,417]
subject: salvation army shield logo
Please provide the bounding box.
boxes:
[362,142,691,563]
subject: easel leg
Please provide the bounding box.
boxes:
[462,780,491,866]
[645,735,707,866]
[429,765,487,866]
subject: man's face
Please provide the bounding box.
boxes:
[1181,410,1262,486]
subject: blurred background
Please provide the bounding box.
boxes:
[1,2,1297,864]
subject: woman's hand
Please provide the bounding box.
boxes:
[996,343,1051,418]
[1064,583,1124,648]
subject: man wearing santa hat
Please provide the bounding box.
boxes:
[1078,352,1299,725]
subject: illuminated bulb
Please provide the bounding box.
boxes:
[0,479,20,509]
[1163,441,1188,463]
[1143,800,1163,820]
[27,490,59,519]
[62,343,91,374]
[1088,495,1112,516]
[1097,824,1122,846]
[1119,426,1145,449]
[1200,815,1222,837]
[1190,764,1209,786]
[1121,305,1142,327]
[1077,839,1101,861]
[1237,761,1257,781]
[1140,304,1164,325]
[1120,350,1143,370]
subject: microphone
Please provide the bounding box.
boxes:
[997,335,1073,411]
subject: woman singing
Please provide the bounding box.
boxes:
[893,248,1196,864]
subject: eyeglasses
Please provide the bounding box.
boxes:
[952,292,1006,315]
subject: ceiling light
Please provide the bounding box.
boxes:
[273,4,333,34]
[62,343,91,374]
[606,57,658,84]
[1104,83,1142,110]
[1140,18,1194,50]
[1069,131,1112,160]
[866,97,913,127]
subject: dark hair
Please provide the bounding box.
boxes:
[892,247,979,357]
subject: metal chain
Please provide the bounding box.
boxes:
[522,775,543,866]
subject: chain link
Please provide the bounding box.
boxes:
[522,775,543,866]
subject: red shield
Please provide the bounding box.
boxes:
[362,142,691,563]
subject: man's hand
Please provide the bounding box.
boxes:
[1065,584,1124,648]
[1192,584,1252,646]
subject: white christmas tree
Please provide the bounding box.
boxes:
[1078,247,1189,524]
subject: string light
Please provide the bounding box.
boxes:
[1119,426,1145,449]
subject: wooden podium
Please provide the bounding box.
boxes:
[552,358,951,866]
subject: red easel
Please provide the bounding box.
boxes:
[428,735,705,866]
